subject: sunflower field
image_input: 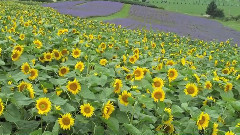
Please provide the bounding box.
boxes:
[0,1,240,135]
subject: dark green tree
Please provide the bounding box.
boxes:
[206,1,217,16]
[206,1,225,18]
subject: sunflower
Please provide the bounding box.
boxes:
[197,112,210,130]
[39,55,45,63]
[166,60,174,66]
[113,79,122,94]
[224,82,233,92]
[13,45,24,54]
[225,131,236,135]
[164,108,173,123]
[181,58,186,66]
[212,123,218,135]
[232,60,237,66]
[61,49,69,56]
[72,48,81,58]
[0,98,4,116]
[100,59,108,66]
[11,50,21,61]
[43,52,53,62]
[156,63,163,70]
[36,97,51,115]
[152,89,165,102]
[168,68,178,82]
[125,74,132,80]
[162,123,174,133]
[123,55,127,63]
[75,61,84,72]
[152,77,164,89]
[19,34,25,40]
[102,101,115,120]
[67,78,81,95]
[143,68,150,75]
[21,62,30,74]
[58,113,74,130]
[133,67,144,80]
[27,83,35,99]
[129,56,136,64]
[119,90,132,106]
[184,83,198,97]
[204,81,212,90]
[194,74,200,83]
[28,68,38,80]
[58,66,69,77]
[17,81,28,92]
[222,68,230,74]
[52,49,62,60]
[33,39,42,49]
[80,103,94,118]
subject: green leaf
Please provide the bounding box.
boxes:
[94,126,104,135]
[51,95,67,106]
[103,117,119,133]
[12,92,33,106]
[3,104,21,122]
[0,59,5,66]
[231,101,240,111]
[183,119,198,134]
[75,115,89,123]
[0,122,12,135]
[139,113,157,123]
[29,129,42,135]
[99,75,108,87]
[138,96,154,110]
[42,131,53,135]
[49,78,67,86]
[116,111,130,124]
[171,105,184,114]
[123,123,141,135]
[16,120,40,130]
[43,115,57,123]
[80,85,96,100]
[61,103,76,113]
[52,121,59,135]
[12,72,28,82]
[220,91,235,102]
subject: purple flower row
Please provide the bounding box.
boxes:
[106,5,240,44]
[43,1,124,18]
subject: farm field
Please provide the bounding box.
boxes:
[146,0,240,31]
[1,0,240,135]
[43,1,240,45]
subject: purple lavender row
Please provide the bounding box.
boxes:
[106,5,240,44]
[42,1,85,8]
[43,1,123,18]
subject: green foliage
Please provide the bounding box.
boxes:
[206,1,225,18]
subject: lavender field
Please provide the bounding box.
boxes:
[43,1,240,44]
[107,5,240,44]
[43,1,124,18]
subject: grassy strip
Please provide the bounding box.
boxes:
[217,20,240,31]
[89,4,131,21]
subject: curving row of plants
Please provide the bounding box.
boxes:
[0,1,240,135]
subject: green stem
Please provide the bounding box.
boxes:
[131,105,135,124]
[41,115,43,133]
[87,56,90,75]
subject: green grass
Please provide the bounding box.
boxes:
[150,3,240,17]
[89,4,131,21]
[218,20,240,31]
